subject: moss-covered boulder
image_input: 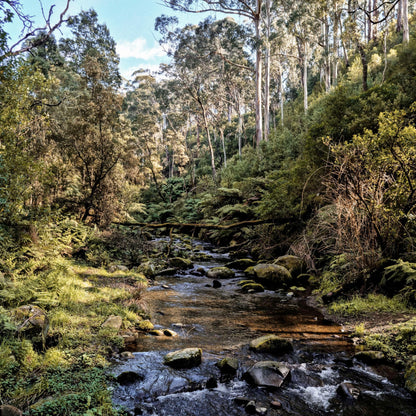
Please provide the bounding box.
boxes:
[241,283,265,293]
[207,267,235,279]
[137,261,156,278]
[164,348,202,368]
[274,255,304,277]
[249,335,293,354]
[243,361,290,388]
[136,320,154,331]
[216,357,239,375]
[244,266,256,277]
[169,257,194,269]
[405,359,416,396]
[238,279,256,286]
[252,264,292,289]
[225,259,256,270]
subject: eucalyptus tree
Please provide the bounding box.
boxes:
[157,16,251,179]
[161,0,265,145]
[53,9,127,224]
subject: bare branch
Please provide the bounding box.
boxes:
[5,0,71,58]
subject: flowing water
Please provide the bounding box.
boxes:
[111,239,416,416]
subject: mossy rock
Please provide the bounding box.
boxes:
[169,257,194,269]
[216,357,239,375]
[225,259,256,270]
[249,335,293,354]
[274,255,304,277]
[405,359,416,395]
[241,283,265,293]
[252,264,292,289]
[137,261,156,278]
[244,266,256,277]
[237,279,256,286]
[136,320,154,331]
[206,267,235,279]
[164,347,202,368]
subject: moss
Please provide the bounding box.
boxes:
[329,294,413,317]
[405,361,416,395]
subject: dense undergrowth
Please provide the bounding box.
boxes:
[0,218,150,415]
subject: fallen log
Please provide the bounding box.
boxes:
[114,219,278,230]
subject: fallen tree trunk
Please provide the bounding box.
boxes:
[114,219,279,230]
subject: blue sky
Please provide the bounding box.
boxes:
[6,0,205,80]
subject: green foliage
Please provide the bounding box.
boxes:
[329,294,413,317]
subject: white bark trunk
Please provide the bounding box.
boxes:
[403,0,409,43]
[255,0,263,146]
[264,0,271,142]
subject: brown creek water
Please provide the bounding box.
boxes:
[111,239,416,416]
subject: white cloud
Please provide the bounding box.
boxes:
[120,64,164,81]
[116,38,165,60]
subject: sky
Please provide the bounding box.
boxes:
[5,0,205,80]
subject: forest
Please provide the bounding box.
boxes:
[1,0,416,415]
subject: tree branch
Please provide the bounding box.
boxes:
[6,0,71,58]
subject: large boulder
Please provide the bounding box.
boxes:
[252,264,292,289]
[249,335,293,355]
[164,348,202,369]
[11,305,49,345]
[244,361,290,388]
[274,255,304,277]
[169,257,194,270]
[206,267,235,279]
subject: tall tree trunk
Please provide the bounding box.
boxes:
[263,0,271,142]
[324,17,331,91]
[358,43,368,91]
[201,106,217,181]
[397,0,403,33]
[367,0,373,42]
[403,0,409,43]
[333,8,340,86]
[279,67,284,126]
[372,0,379,41]
[255,0,263,146]
[220,128,227,167]
[303,41,308,113]
[238,108,243,157]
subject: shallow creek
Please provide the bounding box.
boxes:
[111,240,416,416]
